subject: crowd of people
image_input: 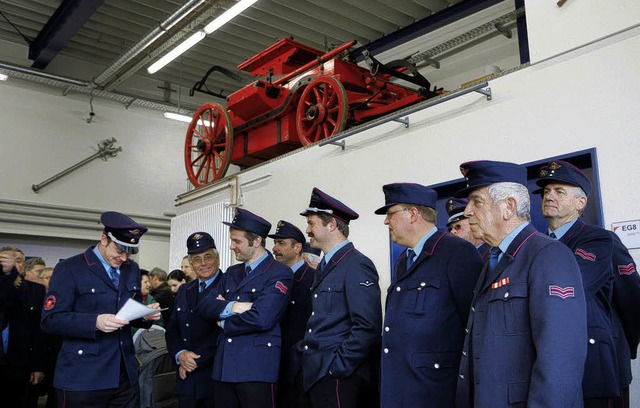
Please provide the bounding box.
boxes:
[1,159,639,408]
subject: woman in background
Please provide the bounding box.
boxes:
[167,269,191,294]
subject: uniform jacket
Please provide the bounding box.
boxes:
[477,242,491,262]
[165,272,221,398]
[456,224,587,408]
[198,251,293,383]
[381,230,482,408]
[41,247,151,391]
[559,218,618,398]
[280,262,315,383]
[0,268,47,376]
[609,231,640,387]
[299,242,382,391]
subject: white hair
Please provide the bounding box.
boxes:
[488,182,531,220]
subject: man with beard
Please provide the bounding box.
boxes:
[198,208,293,408]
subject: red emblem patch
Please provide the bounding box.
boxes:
[575,248,596,261]
[549,285,575,299]
[44,295,57,310]
[618,263,636,275]
[275,281,288,294]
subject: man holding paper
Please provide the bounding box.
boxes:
[41,211,161,408]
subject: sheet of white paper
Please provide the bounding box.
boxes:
[115,298,165,321]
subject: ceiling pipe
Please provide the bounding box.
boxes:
[91,0,209,88]
[0,59,199,114]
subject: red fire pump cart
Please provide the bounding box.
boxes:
[184,38,440,187]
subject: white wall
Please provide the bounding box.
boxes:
[0,80,188,269]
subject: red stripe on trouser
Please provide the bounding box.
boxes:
[335,378,341,408]
[271,383,276,408]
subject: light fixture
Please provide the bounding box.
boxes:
[148,31,206,74]
[0,73,8,81]
[147,0,258,74]
[164,112,212,127]
[204,0,258,34]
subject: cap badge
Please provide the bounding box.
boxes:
[447,200,454,212]
[459,166,469,177]
[539,168,548,177]
[193,233,202,240]
[549,161,561,171]
[277,221,285,227]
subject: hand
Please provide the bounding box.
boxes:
[143,302,162,321]
[96,314,129,332]
[231,301,253,314]
[178,365,188,380]
[30,372,45,385]
[177,350,200,373]
[0,253,14,274]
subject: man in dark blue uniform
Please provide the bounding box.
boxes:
[454,160,587,407]
[609,230,640,407]
[267,220,315,408]
[375,183,483,407]
[298,187,382,408]
[0,246,47,407]
[41,211,161,408]
[534,160,620,407]
[166,232,222,407]
[198,208,293,408]
[445,197,491,260]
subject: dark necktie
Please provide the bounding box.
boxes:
[199,281,206,293]
[549,232,557,239]
[109,267,120,287]
[488,247,501,273]
[245,265,252,277]
[318,258,326,273]
[406,249,416,270]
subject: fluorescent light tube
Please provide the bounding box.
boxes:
[204,0,258,34]
[148,31,206,74]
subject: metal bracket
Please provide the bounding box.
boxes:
[475,87,492,101]
[326,140,346,150]
[494,23,512,39]
[393,117,410,128]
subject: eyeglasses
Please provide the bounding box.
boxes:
[385,208,408,219]
[190,253,216,266]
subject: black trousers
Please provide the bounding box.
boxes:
[213,381,276,408]
[178,395,215,408]
[304,374,363,408]
[55,366,138,408]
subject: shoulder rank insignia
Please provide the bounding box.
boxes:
[359,280,375,287]
[618,263,636,275]
[548,285,575,299]
[575,248,596,261]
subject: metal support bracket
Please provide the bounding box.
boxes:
[32,137,122,193]
[393,117,410,128]
[475,87,492,101]
[494,23,512,39]
[326,140,346,150]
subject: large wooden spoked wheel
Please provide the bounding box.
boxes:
[184,103,234,187]
[296,76,348,145]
